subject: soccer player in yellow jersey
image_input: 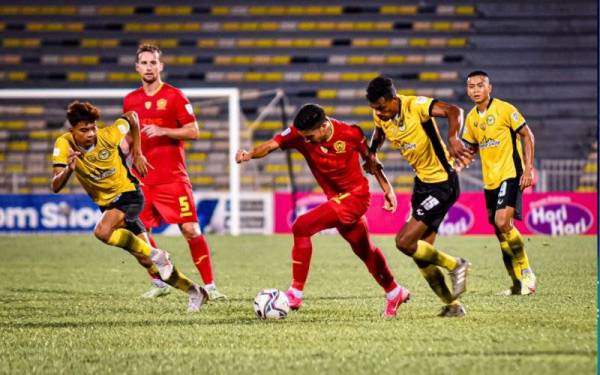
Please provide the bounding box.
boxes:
[51,101,207,311]
[463,70,537,296]
[364,76,473,317]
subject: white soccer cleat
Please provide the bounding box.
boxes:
[205,285,227,301]
[521,268,537,294]
[141,282,171,299]
[150,248,174,280]
[187,284,208,312]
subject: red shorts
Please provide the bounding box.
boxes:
[327,192,370,225]
[139,181,198,228]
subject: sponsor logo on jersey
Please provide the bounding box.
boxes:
[281,128,291,136]
[526,197,593,235]
[185,103,194,115]
[86,155,97,162]
[157,98,167,110]
[438,203,474,235]
[333,140,346,153]
[144,101,151,110]
[479,137,500,149]
[89,167,116,181]
[511,112,520,122]
[320,146,329,153]
[98,149,111,161]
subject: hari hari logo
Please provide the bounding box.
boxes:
[438,203,474,235]
[526,197,593,236]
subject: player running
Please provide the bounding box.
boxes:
[123,44,225,301]
[51,100,207,312]
[236,103,410,318]
[364,76,472,317]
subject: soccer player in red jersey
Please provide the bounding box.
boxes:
[123,44,226,300]
[236,104,410,317]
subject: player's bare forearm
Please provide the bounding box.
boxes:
[141,122,198,140]
[368,127,385,153]
[431,101,472,167]
[373,167,397,212]
[519,125,535,170]
[236,140,280,163]
[123,111,142,155]
[373,167,392,194]
[51,166,73,193]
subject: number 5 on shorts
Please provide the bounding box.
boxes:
[179,196,193,217]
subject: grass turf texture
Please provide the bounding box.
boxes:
[0,235,596,374]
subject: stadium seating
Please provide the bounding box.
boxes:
[0,1,596,193]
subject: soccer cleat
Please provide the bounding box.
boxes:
[206,286,227,301]
[383,287,411,318]
[437,302,466,318]
[521,268,537,294]
[141,284,171,299]
[150,248,173,280]
[187,284,208,312]
[449,258,470,299]
[285,289,303,310]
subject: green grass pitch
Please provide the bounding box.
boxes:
[0,234,596,374]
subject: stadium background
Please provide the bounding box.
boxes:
[0,1,597,374]
[0,0,596,236]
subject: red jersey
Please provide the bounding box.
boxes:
[123,83,196,185]
[273,118,370,199]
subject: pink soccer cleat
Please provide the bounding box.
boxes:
[285,289,303,310]
[383,287,411,318]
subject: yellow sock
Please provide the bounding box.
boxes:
[164,266,194,292]
[500,241,521,283]
[413,240,458,271]
[415,260,454,304]
[503,227,530,272]
[107,228,151,257]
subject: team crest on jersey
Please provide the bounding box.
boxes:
[144,101,151,110]
[157,99,167,110]
[98,149,111,161]
[333,141,346,153]
[486,115,495,126]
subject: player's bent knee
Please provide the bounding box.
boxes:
[495,217,512,233]
[94,226,111,243]
[395,234,415,255]
[291,217,312,237]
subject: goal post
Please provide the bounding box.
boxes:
[0,88,242,236]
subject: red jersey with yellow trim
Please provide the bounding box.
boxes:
[273,118,369,199]
[123,83,196,185]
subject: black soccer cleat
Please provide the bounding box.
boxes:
[437,303,466,318]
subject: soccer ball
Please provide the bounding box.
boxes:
[253,288,289,320]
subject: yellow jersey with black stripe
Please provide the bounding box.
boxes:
[462,97,526,190]
[373,95,454,183]
[52,118,138,206]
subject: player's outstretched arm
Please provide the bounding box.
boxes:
[236,140,280,163]
[51,149,79,193]
[518,125,535,190]
[430,101,473,169]
[122,111,152,177]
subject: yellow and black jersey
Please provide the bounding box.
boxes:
[462,97,526,190]
[373,95,454,183]
[52,118,138,206]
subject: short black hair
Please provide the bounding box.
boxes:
[366,75,396,103]
[467,70,489,79]
[66,101,100,127]
[293,103,326,131]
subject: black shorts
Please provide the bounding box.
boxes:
[484,178,522,224]
[411,171,460,232]
[99,188,146,235]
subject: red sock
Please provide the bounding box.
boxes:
[147,233,161,280]
[338,218,397,292]
[291,237,312,291]
[290,202,339,291]
[188,235,214,284]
